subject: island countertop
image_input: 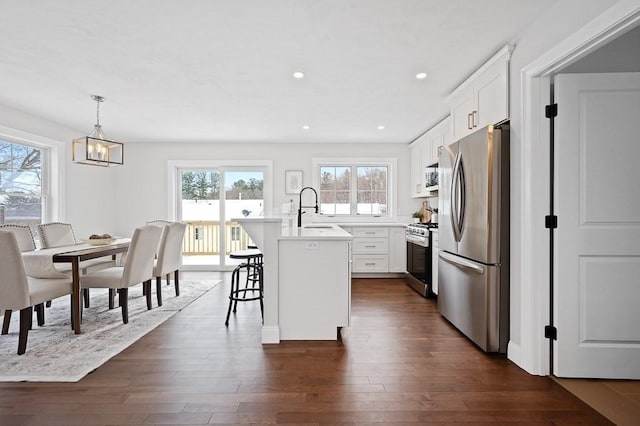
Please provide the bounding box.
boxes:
[279,223,352,240]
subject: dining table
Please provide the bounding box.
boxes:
[22,239,130,334]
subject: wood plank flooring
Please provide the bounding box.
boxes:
[0,276,611,425]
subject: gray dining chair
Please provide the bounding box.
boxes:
[80,225,163,324]
[0,230,73,355]
[152,221,187,306]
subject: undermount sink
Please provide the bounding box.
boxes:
[304,225,333,229]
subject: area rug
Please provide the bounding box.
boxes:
[0,279,220,382]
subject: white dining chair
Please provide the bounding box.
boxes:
[80,225,163,324]
[0,230,73,355]
[152,221,187,306]
[37,222,115,308]
[0,224,42,329]
[0,224,36,252]
[36,222,77,248]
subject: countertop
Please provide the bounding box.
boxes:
[334,222,408,228]
[279,223,352,240]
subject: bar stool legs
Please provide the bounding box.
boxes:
[225,259,264,326]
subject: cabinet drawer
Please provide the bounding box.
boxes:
[352,255,388,273]
[352,227,389,238]
[352,238,388,254]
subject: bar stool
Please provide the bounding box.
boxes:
[225,249,264,326]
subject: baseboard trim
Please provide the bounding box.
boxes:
[261,326,280,344]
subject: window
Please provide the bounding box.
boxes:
[0,140,45,225]
[314,158,395,218]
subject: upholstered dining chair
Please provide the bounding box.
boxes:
[0,225,40,330]
[0,230,73,355]
[37,222,114,308]
[0,224,36,252]
[80,224,163,324]
[152,221,187,306]
[36,222,77,248]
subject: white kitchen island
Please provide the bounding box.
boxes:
[234,218,352,343]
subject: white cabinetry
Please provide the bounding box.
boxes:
[431,230,439,295]
[388,227,407,273]
[447,45,512,141]
[279,238,350,339]
[351,227,389,273]
[409,135,426,198]
[409,116,451,198]
[341,225,406,275]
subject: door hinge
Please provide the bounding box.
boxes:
[545,325,557,340]
[545,215,558,229]
[545,103,558,118]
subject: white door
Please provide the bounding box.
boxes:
[554,72,640,378]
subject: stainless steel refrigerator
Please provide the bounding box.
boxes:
[438,124,509,353]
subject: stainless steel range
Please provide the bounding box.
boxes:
[405,222,438,297]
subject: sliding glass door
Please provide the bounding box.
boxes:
[178,167,266,269]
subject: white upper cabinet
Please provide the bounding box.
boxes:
[409,138,424,197]
[409,116,451,198]
[447,45,512,142]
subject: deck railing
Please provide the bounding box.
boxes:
[182,220,253,255]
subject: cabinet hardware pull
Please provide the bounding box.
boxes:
[472,110,478,128]
[365,263,375,266]
[467,113,472,130]
[365,245,375,248]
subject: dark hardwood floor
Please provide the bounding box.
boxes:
[0,277,611,425]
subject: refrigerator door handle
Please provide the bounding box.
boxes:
[457,155,466,239]
[451,153,462,242]
[439,251,485,274]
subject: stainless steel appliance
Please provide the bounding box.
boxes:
[425,163,439,191]
[438,124,509,353]
[405,222,438,297]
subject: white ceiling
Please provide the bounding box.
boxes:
[0,0,555,144]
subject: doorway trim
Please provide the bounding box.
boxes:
[166,159,273,270]
[517,1,640,375]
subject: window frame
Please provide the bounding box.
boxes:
[0,126,63,225]
[312,157,397,222]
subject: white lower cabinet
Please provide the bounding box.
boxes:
[388,227,407,273]
[352,255,388,272]
[340,225,406,274]
[278,238,350,339]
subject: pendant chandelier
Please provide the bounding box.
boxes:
[72,95,124,166]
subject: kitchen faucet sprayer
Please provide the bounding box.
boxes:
[297,186,319,227]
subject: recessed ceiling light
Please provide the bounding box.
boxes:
[293,71,305,79]
[378,125,385,130]
[416,72,428,80]
[302,125,310,130]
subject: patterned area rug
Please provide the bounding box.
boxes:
[0,279,220,382]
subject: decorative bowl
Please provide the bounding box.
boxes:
[84,237,116,246]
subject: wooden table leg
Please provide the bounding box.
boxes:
[72,258,81,334]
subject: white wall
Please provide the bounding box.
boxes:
[113,141,420,237]
[507,0,617,372]
[0,103,118,239]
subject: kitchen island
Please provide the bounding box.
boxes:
[234,218,352,343]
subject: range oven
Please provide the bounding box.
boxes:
[405,222,437,297]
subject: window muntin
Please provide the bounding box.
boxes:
[317,161,391,217]
[356,166,388,215]
[0,140,44,225]
[320,166,351,215]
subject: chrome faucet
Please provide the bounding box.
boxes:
[297,186,319,227]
